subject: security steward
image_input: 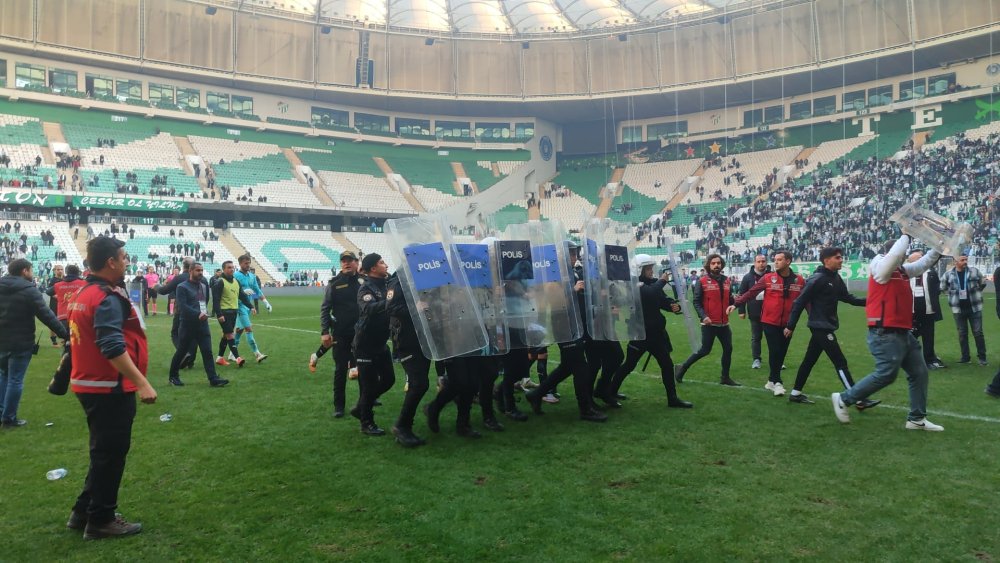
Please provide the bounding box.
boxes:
[351,253,395,436]
[386,272,430,447]
[675,253,740,387]
[46,264,87,395]
[168,263,229,388]
[734,250,804,397]
[525,241,607,423]
[317,251,361,417]
[604,255,693,408]
[66,236,156,540]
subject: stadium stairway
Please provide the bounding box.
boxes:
[41,122,64,164]
[911,131,931,150]
[331,233,361,256]
[282,148,337,207]
[491,162,501,177]
[216,229,273,284]
[527,199,541,220]
[400,189,427,213]
[71,228,88,261]
[595,167,626,218]
[451,162,477,194]
[373,157,394,176]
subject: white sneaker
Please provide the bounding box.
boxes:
[781,364,787,370]
[228,352,237,362]
[831,393,850,423]
[542,393,559,404]
[772,382,786,397]
[255,351,268,363]
[905,418,944,432]
[764,381,775,391]
[751,359,762,369]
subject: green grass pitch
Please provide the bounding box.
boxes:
[4,294,1000,561]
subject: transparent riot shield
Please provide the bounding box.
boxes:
[383,216,488,360]
[126,281,145,318]
[890,201,974,257]
[454,242,509,355]
[582,219,646,342]
[502,220,583,346]
[664,236,702,354]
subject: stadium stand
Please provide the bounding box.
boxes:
[229,228,346,284]
[0,114,47,170]
[410,185,460,212]
[620,159,702,200]
[317,170,414,213]
[116,225,236,275]
[0,220,84,277]
[340,231,397,272]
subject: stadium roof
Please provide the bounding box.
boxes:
[228,0,752,34]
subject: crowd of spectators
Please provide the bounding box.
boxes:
[634,131,1000,270]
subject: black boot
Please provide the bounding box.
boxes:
[668,398,694,409]
[524,391,544,415]
[391,426,425,447]
[580,408,608,423]
[424,403,441,433]
[361,421,385,436]
[482,417,505,432]
[456,425,482,439]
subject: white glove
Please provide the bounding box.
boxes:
[264,300,272,313]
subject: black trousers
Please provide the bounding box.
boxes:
[499,349,529,413]
[331,336,354,412]
[762,323,791,384]
[396,354,430,430]
[72,392,136,526]
[589,339,624,399]
[912,312,938,364]
[470,356,499,420]
[532,340,594,413]
[428,357,477,428]
[169,320,218,381]
[680,325,733,378]
[169,313,198,365]
[791,328,855,392]
[355,347,395,424]
[749,317,763,361]
[609,333,679,401]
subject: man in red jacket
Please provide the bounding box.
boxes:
[66,236,157,540]
[675,254,741,387]
[734,250,804,397]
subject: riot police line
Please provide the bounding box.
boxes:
[335,215,699,448]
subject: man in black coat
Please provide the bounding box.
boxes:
[909,251,945,369]
[784,247,877,409]
[0,259,69,427]
[314,251,361,418]
[736,255,769,370]
[158,259,197,368]
[168,263,227,387]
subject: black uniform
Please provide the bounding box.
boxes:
[169,277,226,386]
[786,266,865,394]
[607,275,689,406]
[320,270,361,413]
[525,264,604,421]
[158,272,198,366]
[351,275,395,433]
[386,275,431,442]
[737,266,767,363]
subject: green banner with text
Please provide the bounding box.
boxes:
[0,192,65,207]
[73,196,188,213]
[791,261,870,281]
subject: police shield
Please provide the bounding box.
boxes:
[502,220,583,347]
[663,236,701,354]
[126,281,145,318]
[582,219,645,342]
[454,241,509,355]
[383,216,488,360]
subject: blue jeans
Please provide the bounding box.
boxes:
[953,307,986,362]
[0,349,34,423]
[841,329,928,421]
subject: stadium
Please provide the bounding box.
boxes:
[1,0,999,559]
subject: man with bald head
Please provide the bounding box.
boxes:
[907,251,944,369]
[736,254,769,370]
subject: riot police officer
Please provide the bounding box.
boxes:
[350,253,395,436]
[386,272,429,447]
[318,251,361,417]
[605,255,693,408]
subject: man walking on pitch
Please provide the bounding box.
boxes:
[908,251,945,369]
[737,255,769,370]
[314,251,361,417]
[940,254,988,366]
[233,254,270,364]
[168,263,228,387]
[831,234,944,431]
[212,261,254,368]
[784,247,877,409]
[675,254,740,386]
[734,250,804,397]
